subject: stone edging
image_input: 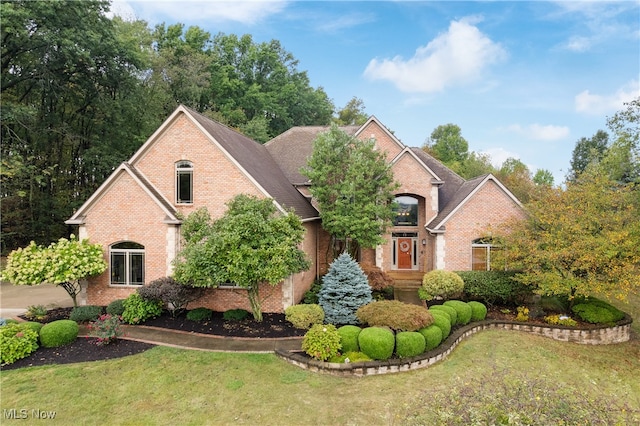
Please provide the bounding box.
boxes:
[274,315,633,377]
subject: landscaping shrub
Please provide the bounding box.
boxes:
[186,307,213,322]
[359,262,394,291]
[24,304,48,321]
[457,270,531,306]
[337,325,362,353]
[122,293,163,325]
[419,270,464,301]
[329,351,371,363]
[358,327,395,361]
[467,301,488,321]
[319,253,372,325]
[428,310,451,339]
[88,314,123,346]
[516,306,530,322]
[285,304,324,329]
[39,320,79,348]
[223,309,250,321]
[1,318,20,326]
[20,321,44,335]
[302,324,341,361]
[69,305,103,322]
[356,300,433,332]
[106,299,126,316]
[444,300,473,325]
[538,296,570,314]
[138,277,204,317]
[418,325,443,351]
[302,280,322,304]
[571,298,625,324]
[544,314,578,327]
[395,331,426,358]
[0,323,39,364]
[429,304,457,326]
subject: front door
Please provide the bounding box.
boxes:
[397,238,413,269]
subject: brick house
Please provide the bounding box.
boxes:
[66,105,525,311]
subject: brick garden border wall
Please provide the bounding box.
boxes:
[275,315,633,377]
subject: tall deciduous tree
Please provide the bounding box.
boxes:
[334,97,368,125]
[568,130,609,181]
[424,123,469,166]
[172,195,310,321]
[302,125,398,259]
[497,167,640,303]
[603,97,640,184]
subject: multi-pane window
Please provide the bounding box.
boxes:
[393,196,418,226]
[110,242,144,286]
[471,238,499,271]
[176,160,193,204]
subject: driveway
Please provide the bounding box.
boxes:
[0,281,73,318]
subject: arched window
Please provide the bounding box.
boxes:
[393,196,418,226]
[176,160,193,204]
[471,237,500,271]
[110,242,144,286]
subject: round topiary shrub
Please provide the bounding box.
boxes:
[443,300,473,325]
[106,299,126,316]
[395,331,426,358]
[39,320,79,348]
[358,327,395,361]
[429,304,457,326]
[571,299,625,324]
[285,304,325,329]
[20,321,44,335]
[337,325,362,353]
[0,323,39,364]
[428,310,451,339]
[223,309,250,321]
[418,325,443,351]
[419,270,464,301]
[186,307,213,322]
[69,305,103,322]
[467,301,488,321]
[356,300,433,332]
[302,324,342,361]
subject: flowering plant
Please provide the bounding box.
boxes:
[88,314,123,346]
[515,306,530,322]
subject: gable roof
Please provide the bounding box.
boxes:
[409,148,465,209]
[426,173,523,232]
[265,124,360,185]
[66,162,180,225]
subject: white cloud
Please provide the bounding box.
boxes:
[124,0,288,26]
[501,124,570,141]
[562,35,592,52]
[107,1,137,21]
[363,17,506,93]
[575,80,640,115]
[481,147,519,169]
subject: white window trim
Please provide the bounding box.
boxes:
[110,245,145,286]
[176,160,194,205]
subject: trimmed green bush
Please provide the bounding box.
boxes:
[69,305,103,322]
[122,293,163,325]
[429,304,457,326]
[444,300,473,325]
[467,301,488,321]
[20,321,44,335]
[0,323,39,364]
[2,319,20,325]
[419,270,464,301]
[186,307,213,322]
[428,310,451,339]
[395,331,426,358]
[457,270,531,305]
[223,309,250,321]
[106,299,126,316]
[329,351,372,363]
[418,325,443,351]
[285,304,325,329]
[302,324,342,361]
[572,298,625,324]
[337,325,362,353]
[39,320,79,348]
[356,300,433,331]
[358,327,395,361]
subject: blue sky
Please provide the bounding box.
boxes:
[111,1,639,184]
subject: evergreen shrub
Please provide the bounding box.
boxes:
[223,309,250,321]
[318,253,372,325]
[106,299,126,316]
[419,325,443,351]
[186,307,213,322]
[69,305,103,322]
[572,298,625,324]
[395,331,426,358]
[457,270,531,305]
[20,321,44,335]
[302,324,341,361]
[358,327,395,361]
[356,300,433,332]
[0,323,39,364]
[444,300,473,325]
[329,351,371,363]
[285,304,324,329]
[303,280,322,304]
[337,325,362,353]
[122,293,163,325]
[428,310,451,339]
[39,320,79,348]
[467,301,488,321]
[429,304,457,326]
[419,270,464,301]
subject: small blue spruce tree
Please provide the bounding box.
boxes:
[319,253,373,325]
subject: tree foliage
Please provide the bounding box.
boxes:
[424,123,469,166]
[334,97,368,125]
[1,236,107,306]
[172,195,310,321]
[568,130,609,181]
[497,168,640,302]
[302,125,398,258]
